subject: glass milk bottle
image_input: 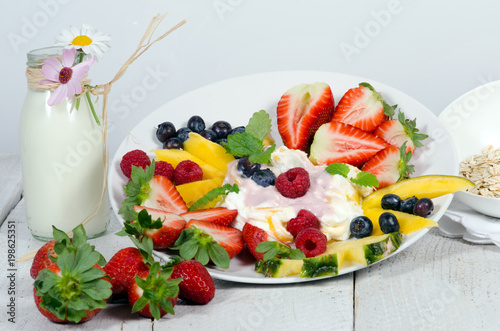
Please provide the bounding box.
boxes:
[20,46,109,241]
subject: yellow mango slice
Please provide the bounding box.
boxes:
[183,132,235,173]
[175,177,224,208]
[362,175,474,210]
[153,149,225,180]
[363,208,438,236]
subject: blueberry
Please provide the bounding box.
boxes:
[413,198,434,218]
[211,120,232,139]
[237,156,261,178]
[187,115,205,133]
[400,196,418,214]
[381,194,402,211]
[176,127,192,142]
[251,169,276,187]
[350,216,373,239]
[156,121,176,143]
[228,126,245,136]
[200,129,218,142]
[163,137,183,149]
[379,212,400,234]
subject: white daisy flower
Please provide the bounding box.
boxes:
[55,23,111,60]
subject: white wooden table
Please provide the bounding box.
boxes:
[1,154,499,330]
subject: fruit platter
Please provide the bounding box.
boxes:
[109,71,469,284]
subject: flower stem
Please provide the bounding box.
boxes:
[85,92,101,126]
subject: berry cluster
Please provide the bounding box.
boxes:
[350,193,435,239]
[120,149,203,186]
[286,209,326,258]
[156,115,245,149]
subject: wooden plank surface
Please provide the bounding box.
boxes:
[354,228,500,330]
[0,154,22,227]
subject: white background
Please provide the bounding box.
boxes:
[2,0,500,155]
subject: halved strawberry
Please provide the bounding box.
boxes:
[171,219,244,269]
[142,176,188,214]
[118,206,186,250]
[120,161,188,222]
[373,111,428,153]
[186,220,244,259]
[361,143,414,189]
[277,82,335,152]
[180,207,238,227]
[332,82,396,132]
[242,223,270,261]
[309,121,388,167]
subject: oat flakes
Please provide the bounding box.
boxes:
[459,145,500,197]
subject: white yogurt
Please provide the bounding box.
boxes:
[19,89,109,240]
[221,146,368,243]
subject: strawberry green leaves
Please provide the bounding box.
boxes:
[171,227,230,269]
[119,160,156,221]
[34,226,111,323]
[130,262,181,320]
[224,110,276,164]
[325,162,379,188]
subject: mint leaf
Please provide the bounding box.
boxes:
[351,171,379,188]
[189,183,239,211]
[248,144,275,164]
[224,132,263,157]
[255,241,305,261]
[246,109,272,141]
[325,162,379,188]
[325,163,350,178]
[224,110,276,165]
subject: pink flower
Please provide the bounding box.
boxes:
[39,48,95,106]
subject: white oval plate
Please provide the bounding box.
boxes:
[109,71,458,284]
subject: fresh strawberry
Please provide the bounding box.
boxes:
[103,246,150,300]
[30,225,104,279]
[30,240,57,279]
[172,219,244,269]
[361,143,414,189]
[277,82,335,152]
[332,82,396,132]
[242,223,270,261]
[120,206,186,250]
[373,111,428,153]
[186,219,244,259]
[309,121,388,167]
[180,207,238,227]
[127,262,181,320]
[33,226,111,323]
[170,259,215,304]
[120,161,188,222]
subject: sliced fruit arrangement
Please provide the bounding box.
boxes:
[112,86,475,283]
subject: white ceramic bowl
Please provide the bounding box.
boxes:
[439,80,500,218]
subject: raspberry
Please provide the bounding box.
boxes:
[174,160,203,185]
[295,228,327,258]
[120,149,151,178]
[154,161,174,182]
[286,209,320,237]
[275,167,310,198]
